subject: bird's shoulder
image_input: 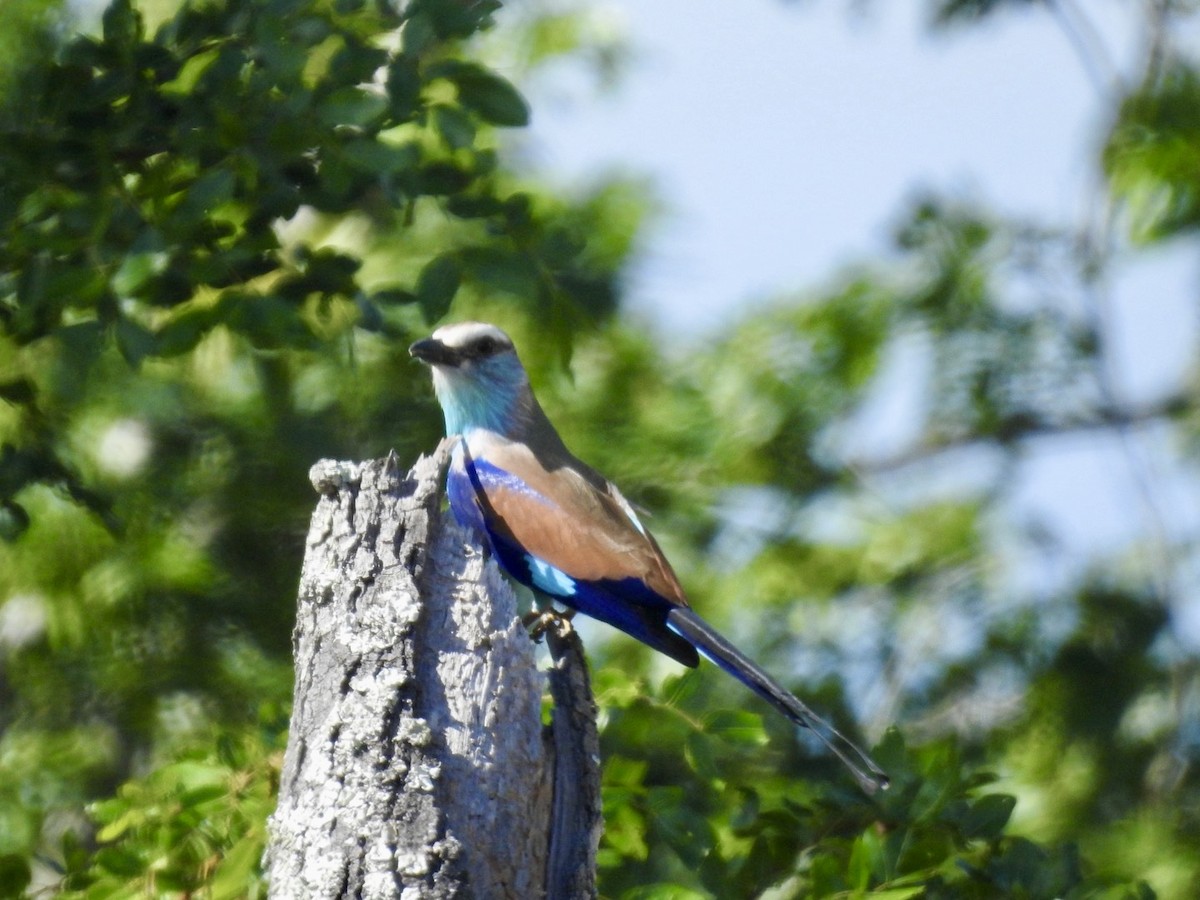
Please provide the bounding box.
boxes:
[464,428,633,524]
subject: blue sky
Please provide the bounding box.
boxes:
[524,3,1121,321]
[520,0,1194,397]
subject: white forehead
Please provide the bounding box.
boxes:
[431,321,513,349]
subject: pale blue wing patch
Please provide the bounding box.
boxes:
[447,442,488,534]
[526,555,577,596]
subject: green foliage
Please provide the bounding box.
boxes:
[54,731,278,898]
[0,0,640,891]
[0,0,61,109]
[593,675,1151,898]
[1106,62,1200,242]
[0,0,616,539]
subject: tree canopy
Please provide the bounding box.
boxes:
[0,0,1196,896]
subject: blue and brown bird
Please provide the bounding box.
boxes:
[410,321,889,794]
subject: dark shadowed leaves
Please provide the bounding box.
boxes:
[0,379,35,406]
[0,500,31,541]
[430,60,530,127]
[416,253,462,322]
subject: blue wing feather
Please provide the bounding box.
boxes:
[447,443,487,534]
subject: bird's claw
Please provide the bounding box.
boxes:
[523,607,576,643]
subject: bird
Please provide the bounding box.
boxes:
[410,321,889,795]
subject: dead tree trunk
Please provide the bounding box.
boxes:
[264,447,601,899]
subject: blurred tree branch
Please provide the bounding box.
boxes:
[857,392,1190,474]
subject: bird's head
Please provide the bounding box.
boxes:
[410,322,530,436]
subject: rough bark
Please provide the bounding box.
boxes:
[265,447,600,899]
[544,622,603,899]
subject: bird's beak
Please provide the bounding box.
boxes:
[409,338,460,367]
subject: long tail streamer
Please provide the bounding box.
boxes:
[666,607,890,795]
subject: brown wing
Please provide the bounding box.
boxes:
[465,432,690,609]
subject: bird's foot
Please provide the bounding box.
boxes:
[523,607,576,643]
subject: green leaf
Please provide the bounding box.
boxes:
[0,854,31,896]
[326,42,387,85]
[178,168,237,223]
[161,46,221,96]
[700,709,767,747]
[14,254,51,341]
[728,787,760,832]
[870,886,927,899]
[298,249,361,295]
[154,308,213,356]
[1105,63,1200,241]
[683,732,718,780]
[604,801,649,861]
[401,15,435,55]
[111,255,164,299]
[416,254,461,323]
[210,831,265,900]
[370,288,417,306]
[457,71,529,126]
[603,755,647,788]
[963,793,1016,840]
[847,828,885,889]
[0,501,30,541]
[95,805,144,842]
[46,265,109,310]
[341,139,420,175]
[179,783,230,808]
[431,103,476,150]
[355,296,384,332]
[225,294,318,349]
[94,846,146,878]
[621,884,708,900]
[386,56,421,118]
[115,318,157,368]
[318,87,388,128]
[459,246,537,297]
[102,0,141,45]
[416,161,473,195]
[434,62,529,126]
[0,378,35,405]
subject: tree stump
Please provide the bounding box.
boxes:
[264,446,601,899]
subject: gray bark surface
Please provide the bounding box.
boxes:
[265,447,599,899]
[544,622,603,899]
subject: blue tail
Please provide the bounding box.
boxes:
[666,607,889,795]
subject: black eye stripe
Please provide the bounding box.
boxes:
[464,335,508,357]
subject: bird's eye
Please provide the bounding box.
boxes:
[474,337,497,356]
